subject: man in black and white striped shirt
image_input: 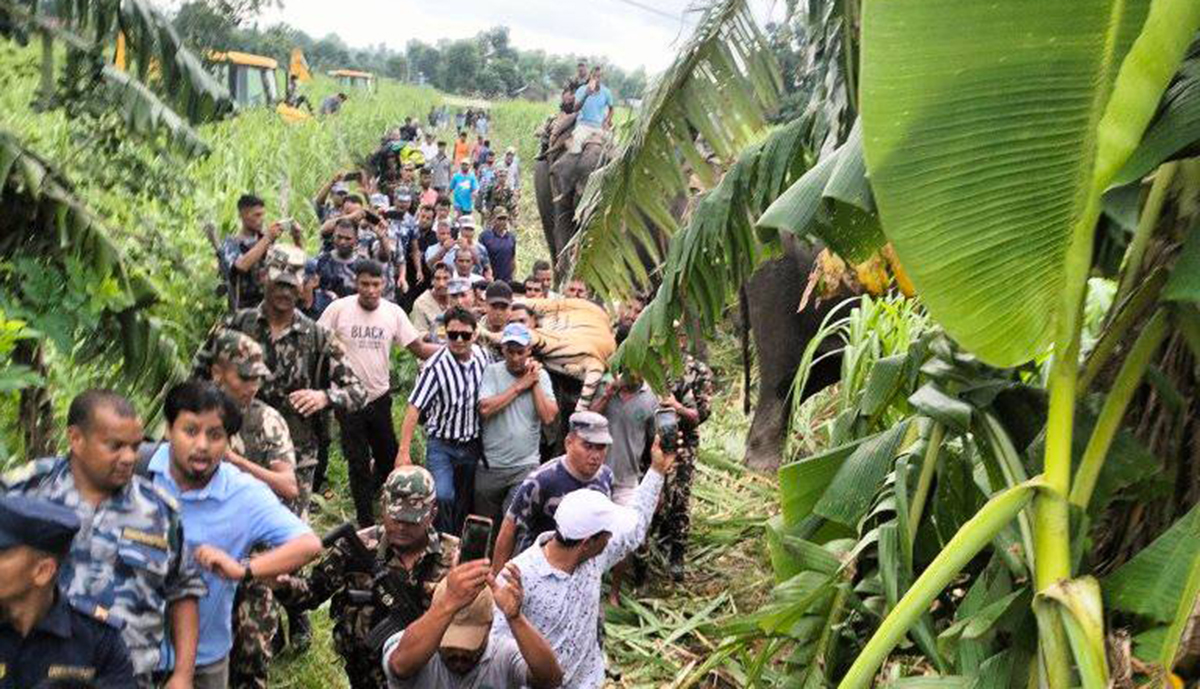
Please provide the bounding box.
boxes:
[397,305,490,534]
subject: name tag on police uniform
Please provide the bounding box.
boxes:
[121,527,168,550]
[47,665,96,680]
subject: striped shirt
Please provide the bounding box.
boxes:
[408,345,490,442]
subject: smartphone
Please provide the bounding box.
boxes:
[363,210,382,225]
[655,407,679,452]
[342,171,362,182]
[460,515,493,562]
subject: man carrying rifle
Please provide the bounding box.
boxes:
[274,466,458,689]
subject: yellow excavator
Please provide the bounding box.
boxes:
[206,48,313,123]
[114,38,312,122]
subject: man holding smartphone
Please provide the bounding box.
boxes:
[275,466,459,689]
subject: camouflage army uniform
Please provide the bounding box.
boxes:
[654,355,714,567]
[193,245,367,518]
[485,184,517,220]
[2,457,207,686]
[277,467,458,689]
[229,401,297,689]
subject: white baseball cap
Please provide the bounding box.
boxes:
[554,488,637,541]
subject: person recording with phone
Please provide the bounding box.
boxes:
[274,466,459,689]
[220,194,306,311]
[382,557,563,688]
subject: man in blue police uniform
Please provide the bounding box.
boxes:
[0,495,135,688]
[1,390,206,688]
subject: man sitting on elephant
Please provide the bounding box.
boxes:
[571,65,613,154]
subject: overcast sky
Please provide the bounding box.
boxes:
[241,0,757,73]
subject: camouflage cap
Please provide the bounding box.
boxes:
[383,466,436,523]
[264,244,306,287]
[212,329,271,379]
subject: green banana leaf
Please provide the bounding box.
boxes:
[858,0,1200,367]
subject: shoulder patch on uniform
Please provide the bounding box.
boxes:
[133,476,180,512]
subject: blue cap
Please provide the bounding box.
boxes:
[0,495,80,554]
[501,323,532,346]
[304,258,319,276]
[446,277,473,296]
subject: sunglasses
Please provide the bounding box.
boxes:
[446,330,474,341]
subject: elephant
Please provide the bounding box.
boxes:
[534,111,611,261]
[741,237,846,471]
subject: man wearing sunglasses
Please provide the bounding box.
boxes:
[397,307,491,535]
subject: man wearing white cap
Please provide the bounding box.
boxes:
[382,560,563,688]
[488,440,674,687]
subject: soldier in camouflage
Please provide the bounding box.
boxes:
[204,329,300,689]
[275,466,459,689]
[1,390,207,688]
[653,352,714,582]
[193,243,367,519]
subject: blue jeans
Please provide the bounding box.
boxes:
[425,438,481,535]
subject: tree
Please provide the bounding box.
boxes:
[440,39,480,93]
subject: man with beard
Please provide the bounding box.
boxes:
[205,330,300,689]
[383,559,562,689]
[318,218,392,300]
[275,467,458,689]
[193,244,367,520]
[411,262,452,335]
[144,381,320,689]
[319,260,437,527]
[2,390,206,688]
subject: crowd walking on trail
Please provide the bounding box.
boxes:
[0,63,716,689]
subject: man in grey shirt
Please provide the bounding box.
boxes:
[476,324,559,524]
[383,559,563,688]
[591,371,658,506]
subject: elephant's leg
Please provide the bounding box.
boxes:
[743,257,843,471]
[534,158,558,258]
[550,155,579,259]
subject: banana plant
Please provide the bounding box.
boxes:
[834,0,1200,685]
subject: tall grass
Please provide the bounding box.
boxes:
[0,42,554,432]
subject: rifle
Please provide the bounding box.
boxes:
[321,522,427,652]
[203,221,236,312]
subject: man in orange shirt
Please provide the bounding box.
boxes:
[452,131,474,166]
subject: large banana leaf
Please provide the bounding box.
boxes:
[858,0,1200,367]
[758,118,886,263]
[564,0,782,299]
[0,131,187,396]
[610,118,809,387]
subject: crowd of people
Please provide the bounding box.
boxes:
[0,60,715,689]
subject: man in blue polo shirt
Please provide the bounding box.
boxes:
[571,65,613,154]
[147,381,322,688]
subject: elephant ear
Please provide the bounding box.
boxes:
[561,0,783,300]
